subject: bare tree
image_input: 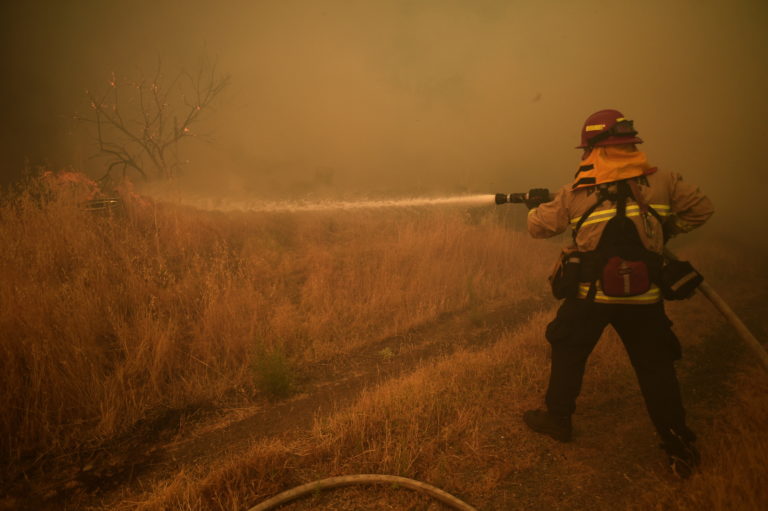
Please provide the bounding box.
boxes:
[78,59,229,182]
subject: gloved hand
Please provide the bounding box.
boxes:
[662,216,683,243]
[525,188,550,210]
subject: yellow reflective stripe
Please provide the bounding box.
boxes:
[577,283,662,304]
[580,215,615,227]
[570,209,613,225]
[570,204,670,225]
[527,207,537,216]
[591,295,661,304]
[584,118,624,132]
[580,211,664,228]
[579,214,616,227]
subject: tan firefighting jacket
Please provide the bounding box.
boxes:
[528,168,714,304]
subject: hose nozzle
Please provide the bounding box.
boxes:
[494,193,528,205]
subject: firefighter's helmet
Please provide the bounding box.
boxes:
[577,109,643,149]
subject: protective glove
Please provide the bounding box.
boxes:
[662,216,685,243]
[525,188,550,210]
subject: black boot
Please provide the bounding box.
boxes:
[523,409,572,442]
[661,429,700,479]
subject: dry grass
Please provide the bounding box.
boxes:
[627,366,768,511]
[124,284,768,511]
[0,174,550,470]
[2,173,766,511]
[116,313,556,511]
[112,238,768,511]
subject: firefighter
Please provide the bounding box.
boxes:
[522,109,714,477]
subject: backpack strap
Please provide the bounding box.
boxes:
[627,178,664,236]
[572,187,612,243]
[572,182,634,243]
[574,175,660,243]
[615,180,630,218]
[627,179,647,215]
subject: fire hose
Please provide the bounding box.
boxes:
[245,474,478,511]
[665,248,768,372]
[496,192,768,373]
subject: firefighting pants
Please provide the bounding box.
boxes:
[544,298,689,442]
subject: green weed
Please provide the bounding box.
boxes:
[251,348,294,400]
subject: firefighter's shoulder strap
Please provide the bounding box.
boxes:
[627,178,664,226]
[571,177,663,243]
[571,185,614,242]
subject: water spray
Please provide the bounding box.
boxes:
[162,194,499,213]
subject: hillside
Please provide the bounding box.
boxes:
[1,175,766,510]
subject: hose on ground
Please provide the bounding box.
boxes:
[665,248,768,372]
[245,474,478,511]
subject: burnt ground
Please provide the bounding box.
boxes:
[3,288,764,511]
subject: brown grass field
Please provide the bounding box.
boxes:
[1,174,766,510]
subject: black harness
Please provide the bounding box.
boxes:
[572,179,664,300]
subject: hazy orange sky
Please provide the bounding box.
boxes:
[2,0,767,229]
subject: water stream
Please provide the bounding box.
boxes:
[176,194,498,213]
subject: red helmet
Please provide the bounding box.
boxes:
[577,109,643,149]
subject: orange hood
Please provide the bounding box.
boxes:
[571,147,655,190]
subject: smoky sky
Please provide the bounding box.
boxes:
[2,0,767,229]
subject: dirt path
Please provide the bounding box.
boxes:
[28,297,547,510]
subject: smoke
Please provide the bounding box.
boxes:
[2,0,767,243]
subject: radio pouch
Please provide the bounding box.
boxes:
[661,259,703,300]
[549,250,582,299]
[600,255,651,297]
